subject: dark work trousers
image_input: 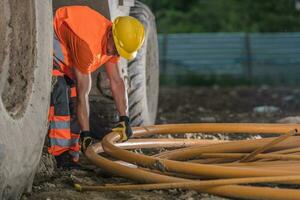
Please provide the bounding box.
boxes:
[48,66,81,162]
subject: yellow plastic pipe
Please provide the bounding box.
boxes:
[85,146,300,200]
[75,175,300,192]
[239,129,297,162]
[83,123,300,200]
[102,133,300,178]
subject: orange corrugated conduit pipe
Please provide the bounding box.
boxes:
[76,123,300,200]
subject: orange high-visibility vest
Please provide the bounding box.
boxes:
[53,6,119,79]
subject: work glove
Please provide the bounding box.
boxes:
[112,116,133,142]
[80,131,93,153]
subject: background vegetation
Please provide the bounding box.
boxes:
[141,0,300,33]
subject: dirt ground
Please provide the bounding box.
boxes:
[23,86,300,200]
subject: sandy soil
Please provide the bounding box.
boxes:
[23,86,300,200]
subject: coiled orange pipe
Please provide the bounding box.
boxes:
[81,123,300,200]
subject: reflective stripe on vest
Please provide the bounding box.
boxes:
[49,137,79,147]
[50,121,69,129]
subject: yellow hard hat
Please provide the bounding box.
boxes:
[112,16,145,60]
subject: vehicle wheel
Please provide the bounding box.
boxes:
[90,1,159,136]
[0,0,52,199]
[128,1,159,126]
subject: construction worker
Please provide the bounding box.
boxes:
[48,5,145,168]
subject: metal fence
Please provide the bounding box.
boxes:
[158,33,300,85]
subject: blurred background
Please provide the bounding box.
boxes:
[138,0,300,125]
[142,0,300,86]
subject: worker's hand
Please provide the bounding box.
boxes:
[112,116,133,142]
[80,131,93,153]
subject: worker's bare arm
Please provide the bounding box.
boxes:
[105,61,128,116]
[74,67,92,131]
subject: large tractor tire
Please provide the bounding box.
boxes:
[90,1,159,135]
[127,1,159,126]
[0,0,52,199]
